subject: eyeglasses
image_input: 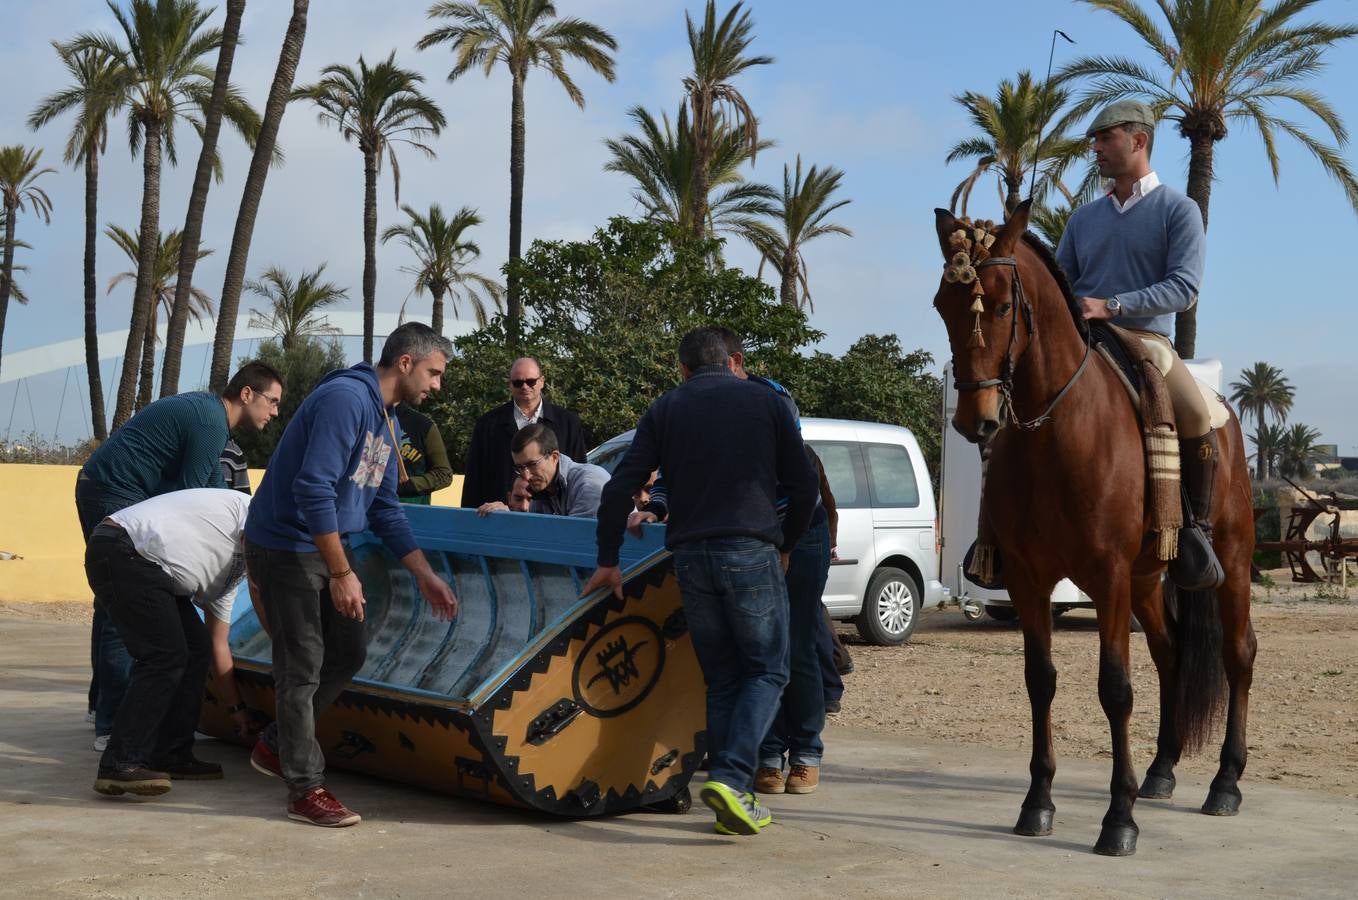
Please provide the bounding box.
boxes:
[510,377,540,389]
[252,391,282,409]
[512,454,550,475]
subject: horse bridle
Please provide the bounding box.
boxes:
[951,255,1092,431]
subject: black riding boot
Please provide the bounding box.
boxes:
[1168,431,1226,591]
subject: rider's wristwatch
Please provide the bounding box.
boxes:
[1105,296,1122,316]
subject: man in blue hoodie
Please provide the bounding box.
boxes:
[243,323,458,828]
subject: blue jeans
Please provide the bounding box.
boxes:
[75,476,135,736]
[672,536,789,795]
[760,519,830,768]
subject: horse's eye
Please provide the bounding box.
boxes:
[996,302,1013,317]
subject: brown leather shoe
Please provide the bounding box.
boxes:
[754,766,786,794]
[288,787,361,827]
[93,765,172,797]
[786,764,820,794]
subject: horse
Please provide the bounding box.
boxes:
[929,201,1257,856]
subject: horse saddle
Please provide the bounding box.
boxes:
[1091,323,1230,429]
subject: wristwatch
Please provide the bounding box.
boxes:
[1105,296,1122,316]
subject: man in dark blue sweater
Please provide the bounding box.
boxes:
[583,327,819,836]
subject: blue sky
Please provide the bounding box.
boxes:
[2,0,1357,453]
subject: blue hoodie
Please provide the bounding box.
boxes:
[245,363,417,558]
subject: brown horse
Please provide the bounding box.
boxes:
[930,201,1257,856]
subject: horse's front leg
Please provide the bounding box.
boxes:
[1204,563,1256,815]
[1009,571,1058,838]
[1094,580,1140,856]
[1130,572,1179,800]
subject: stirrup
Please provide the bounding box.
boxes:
[1167,523,1224,591]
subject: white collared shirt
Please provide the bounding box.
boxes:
[512,401,542,430]
[1107,171,1161,214]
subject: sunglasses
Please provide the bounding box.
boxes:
[510,377,540,389]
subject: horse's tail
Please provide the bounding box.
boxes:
[1164,580,1228,754]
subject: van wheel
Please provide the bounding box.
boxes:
[855,567,921,645]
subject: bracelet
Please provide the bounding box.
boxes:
[226,703,248,715]
[330,567,353,579]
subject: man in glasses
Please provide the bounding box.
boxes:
[76,361,285,754]
[460,357,587,508]
[509,423,608,518]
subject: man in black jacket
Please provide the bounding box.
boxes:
[460,357,586,508]
[582,327,818,838]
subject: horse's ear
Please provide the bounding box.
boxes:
[934,208,958,259]
[995,199,1033,255]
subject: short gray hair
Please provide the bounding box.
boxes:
[378,322,453,367]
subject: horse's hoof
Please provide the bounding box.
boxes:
[1013,807,1054,836]
[1139,772,1176,800]
[1202,787,1242,816]
[1093,822,1139,857]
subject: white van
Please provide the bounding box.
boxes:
[588,417,945,644]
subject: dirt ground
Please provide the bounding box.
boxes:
[5,568,1355,800]
[833,570,1358,799]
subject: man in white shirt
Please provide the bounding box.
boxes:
[86,489,251,798]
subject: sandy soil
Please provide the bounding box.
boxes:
[6,570,1355,799]
[833,571,1358,799]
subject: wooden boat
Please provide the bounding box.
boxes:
[198,507,704,815]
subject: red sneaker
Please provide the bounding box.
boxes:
[250,739,282,778]
[287,787,361,827]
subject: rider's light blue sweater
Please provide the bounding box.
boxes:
[1055,183,1206,338]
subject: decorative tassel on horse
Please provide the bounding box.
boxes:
[944,219,998,350]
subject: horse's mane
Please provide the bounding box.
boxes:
[1019,231,1088,340]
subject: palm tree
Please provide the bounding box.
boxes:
[947,71,1091,217]
[209,0,310,394]
[0,146,55,385]
[1249,421,1286,480]
[683,0,772,239]
[603,104,776,244]
[70,0,260,429]
[28,43,126,440]
[746,156,851,310]
[381,203,502,334]
[1230,361,1295,478]
[105,224,213,408]
[0,209,31,305]
[245,264,346,350]
[1060,0,1358,358]
[1277,422,1324,479]
[159,0,245,399]
[294,52,446,362]
[418,1,617,338]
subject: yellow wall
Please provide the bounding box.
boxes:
[0,464,463,604]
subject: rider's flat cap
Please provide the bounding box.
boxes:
[1086,100,1157,136]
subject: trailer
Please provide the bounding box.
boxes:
[938,358,1224,622]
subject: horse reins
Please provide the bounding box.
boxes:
[951,255,1092,431]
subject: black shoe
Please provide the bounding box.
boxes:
[94,765,171,796]
[824,698,842,714]
[155,757,224,780]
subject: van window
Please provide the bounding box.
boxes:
[864,443,919,508]
[807,441,868,509]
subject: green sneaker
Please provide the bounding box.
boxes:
[700,780,772,835]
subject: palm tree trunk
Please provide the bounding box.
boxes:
[1004,176,1022,216]
[1178,133,1215,360]
[689,95,713,239]
[209,0,310,393]
[0,198,16,385]
[780,247,798,307]
[84,150,107,440]
[362,146,378,363]
[430,285,445,337]
[161,0,244,398]
[137,305,156,410]
[506,69,526,341]
[112,115,163,429]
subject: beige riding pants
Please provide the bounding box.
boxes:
[1126,329,1212,439]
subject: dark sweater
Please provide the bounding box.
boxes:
[596,367,818,567]
[81,391,228,503]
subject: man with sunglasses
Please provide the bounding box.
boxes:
[460,357,587,508]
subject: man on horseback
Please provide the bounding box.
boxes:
[1056,99,1222,589]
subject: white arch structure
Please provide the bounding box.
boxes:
[1,311,477,385]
